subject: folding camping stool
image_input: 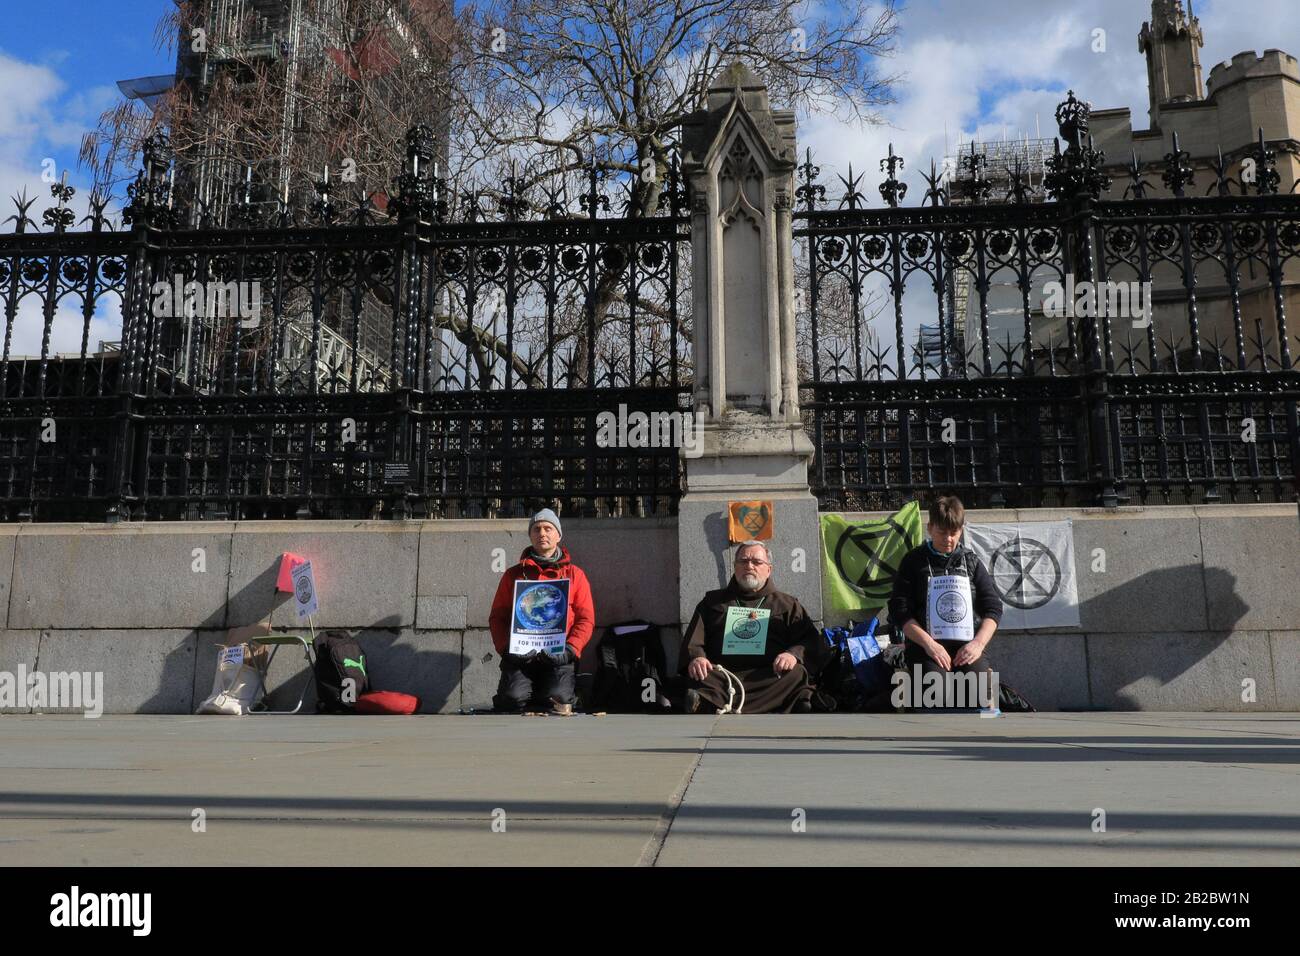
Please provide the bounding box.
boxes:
[247,634,316,715]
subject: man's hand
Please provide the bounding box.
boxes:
[772,651,799,675]
[952,640,984,668]
[926,640,953,671]
[687,656,714,681]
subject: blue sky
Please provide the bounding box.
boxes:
[7,0,1300,213]
[0,1,175,168]
[3,0,1299,355]
[3,0,175,84]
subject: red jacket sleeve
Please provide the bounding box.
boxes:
[565,567,596,656]
[489,568,519,655]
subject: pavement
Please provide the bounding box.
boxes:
[0,712,1297,866]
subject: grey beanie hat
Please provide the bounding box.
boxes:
[528,508,562,538]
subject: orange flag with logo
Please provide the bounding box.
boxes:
[728,500,773,542]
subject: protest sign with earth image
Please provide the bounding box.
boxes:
[509,579,571,656]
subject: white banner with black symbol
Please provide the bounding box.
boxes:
[962,521,1080,630]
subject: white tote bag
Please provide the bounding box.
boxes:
[196,642,271,715]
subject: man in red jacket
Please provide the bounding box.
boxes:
[488,509,595,715]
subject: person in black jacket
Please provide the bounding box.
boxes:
[887,495,1002,708]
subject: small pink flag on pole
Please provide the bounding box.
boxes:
[276,552,307,592]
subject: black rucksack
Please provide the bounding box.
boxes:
[586,621,670,713]
[817,622,904,713]
[998,681,1036,712]
[313,630,371,713]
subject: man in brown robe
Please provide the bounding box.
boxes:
[679,541,821,714]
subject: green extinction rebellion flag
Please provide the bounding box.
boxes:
[820,502,923,612]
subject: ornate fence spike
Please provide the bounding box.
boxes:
[796,147,825,211]
[1248,127,1282,195]
[542,180,569,220]
[1209,146,1234,196]
[1123,149,1151,199]
[878,144,906,208]
[664,155,688,215]
[836,162,866,211]
[84,189,112,232]
[1159,332,1183,372]
[457,185,484,222]
[860,341,885,380]
[1162,130,1194,197]
[1209,335,1228,370]
[310,168,337,225]
[42,172,76,232]
[498,161,531,220]
[1000,331,1021,376]
[348,189,370,226]
[958,141,992,204]
[1248,317,1277,370]
[578,154,610,219]
[1005,156,1032,205]
[921,158,948,207]
[6,187,38,233]
[1119,330,1139,375]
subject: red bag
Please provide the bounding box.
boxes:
[355,691,421,715]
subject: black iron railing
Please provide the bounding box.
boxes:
[5,93,1299,520]
[1,127,692,520]
[795,92,1300,510]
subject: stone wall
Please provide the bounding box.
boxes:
[0,517,678,714]
[0,504,1295,713]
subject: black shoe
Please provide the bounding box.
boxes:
[683,688,703,714]
[793,697,814,714]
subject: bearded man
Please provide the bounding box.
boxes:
[678,540,821,714]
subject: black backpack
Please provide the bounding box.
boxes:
[998,681,1036,712]
[586,621,670,713]
[817,622,904,713]
[313,630,371,713]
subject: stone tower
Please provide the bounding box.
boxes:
[1138,0,1205,127]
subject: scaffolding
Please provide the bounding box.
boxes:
[940,133,1055,372]
[944,134,1055,204]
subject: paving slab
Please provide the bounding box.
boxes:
[655,713,1300,866]
[0,715,711,866]
[0,713,1296,866]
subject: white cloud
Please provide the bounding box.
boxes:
[0,52,124,360]
[790,0,1300,365]
[0,53,64,161]
[799,0,1300,199]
